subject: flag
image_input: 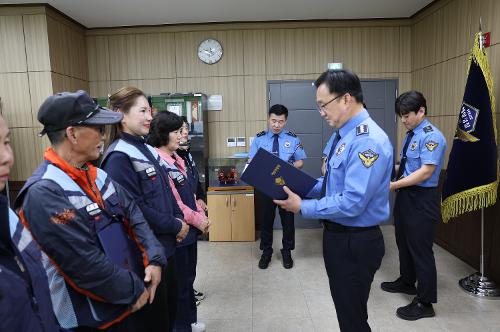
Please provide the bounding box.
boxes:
[441,32,498,223]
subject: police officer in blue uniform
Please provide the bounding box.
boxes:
[248,104,306,269]
[381,91,446,320]
[275,70,393,332]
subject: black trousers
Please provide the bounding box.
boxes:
[255,190,295,255]
[394,186,438,303]
[130,255,178,332]
[323,226,384,332]
[173,242,198,332]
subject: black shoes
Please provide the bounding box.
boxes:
[397,297,435,320]
[381,277,417,295]
[281,249,293,269]
[258,254,271,269]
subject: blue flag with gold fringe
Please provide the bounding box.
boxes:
[441,32,498,223]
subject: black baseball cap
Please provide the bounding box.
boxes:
[38,90,123,136]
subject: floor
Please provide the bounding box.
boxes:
[195,226,500,332]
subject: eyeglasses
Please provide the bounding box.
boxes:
[316,94,345,112]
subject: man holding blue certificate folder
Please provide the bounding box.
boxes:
[275,70,393,332]
[248,104,306,270]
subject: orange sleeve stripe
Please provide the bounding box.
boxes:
[123,218,150,268]
[98,309,132,330]
[19,208,107,303]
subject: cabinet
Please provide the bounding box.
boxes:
[207,187,255,241]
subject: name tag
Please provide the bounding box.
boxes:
[145,167,156,178]
[86,203,101,216]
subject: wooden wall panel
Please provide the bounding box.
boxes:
[175,30,244,78]
[207,121,247,158]
[108,35,139,80]
[266,28,333,75]
[29,71,53,126]
[0,15,26,73]
[109,79,176,96]
[135,33,176,79]
[87,36,111,81]
[23,14,50,72]
[243,30,266,75]
[481,0,500,45]
[89,81,111,98]
[177,76,245,123]
[244,76,267,122]
[9,128,39,181]
[245,120,267,142]
[0,73,32,128]
[399,27,412,73]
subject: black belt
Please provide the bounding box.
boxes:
[399,186,437,192]
[321,220,379,233]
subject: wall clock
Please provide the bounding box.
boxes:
[197,38,223,64]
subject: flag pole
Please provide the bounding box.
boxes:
[458,18,500,298]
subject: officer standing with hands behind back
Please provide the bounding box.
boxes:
[275,69,393,332]
[248,104,306,270]
[381,91,446,321]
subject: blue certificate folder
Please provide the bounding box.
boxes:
[241,148,318,200]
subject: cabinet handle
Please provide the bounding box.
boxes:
[226,197,229,207]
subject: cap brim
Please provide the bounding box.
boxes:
[82,106,123,125]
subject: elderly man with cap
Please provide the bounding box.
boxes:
[14,90,166,331]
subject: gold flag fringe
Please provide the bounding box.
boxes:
[441,33,499,223]
[441,181,498,223]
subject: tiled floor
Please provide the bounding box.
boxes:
[195,226,500,331]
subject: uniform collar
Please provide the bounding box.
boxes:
[156,148,187,173]
[266,130,285,138]
[412,118,430,134]
[120,132,148,145]
[338,109,369,138]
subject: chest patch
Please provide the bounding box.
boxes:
[410,141,418,151]
[86,202,101,216]
[425,141,439,152]
[145,166,156,178]
[284,141,291,148]
[358,149,379,168]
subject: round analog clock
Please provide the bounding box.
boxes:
[197,38,223,64]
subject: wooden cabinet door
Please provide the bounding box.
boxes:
[230,193,255,241]
[208,194,232,241]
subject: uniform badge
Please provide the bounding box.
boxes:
[256,130,266,137]
[425,141,439,152]
[286,130,297,137]
[356,124,369,136]
[410,141,417,151]
[336,143,346,155]
[358,149,379,168]
[284,141,291,148]
[423,125,434,133]
[50,209,76,225]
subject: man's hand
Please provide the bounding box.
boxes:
[200,218,211,234]
[197,199,208,212]
[176,220,189,242]
[389,181,397,191]
[273,186,302,214]
[131,288,149,313]
[144,265,162,304]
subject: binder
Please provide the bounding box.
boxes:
[241,148,318,200]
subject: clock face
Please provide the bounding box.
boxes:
[197,38,223,64]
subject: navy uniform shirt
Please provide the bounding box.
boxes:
[249,130,307,163]
[401,119,446,187]
[301,109,393,227]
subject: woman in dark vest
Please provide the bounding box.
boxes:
[101,86,189,332]
[148,111,209,332]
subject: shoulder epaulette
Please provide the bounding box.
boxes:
[356,124,369,136]
[423,125,434,133]
[286,130,297,137]
[256,131,266,137]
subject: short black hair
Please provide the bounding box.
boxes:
[395,90,427,116]
[148,111,183,148]
[46,129,66,145]
[314,69,364,103]
[269,104,288,118]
